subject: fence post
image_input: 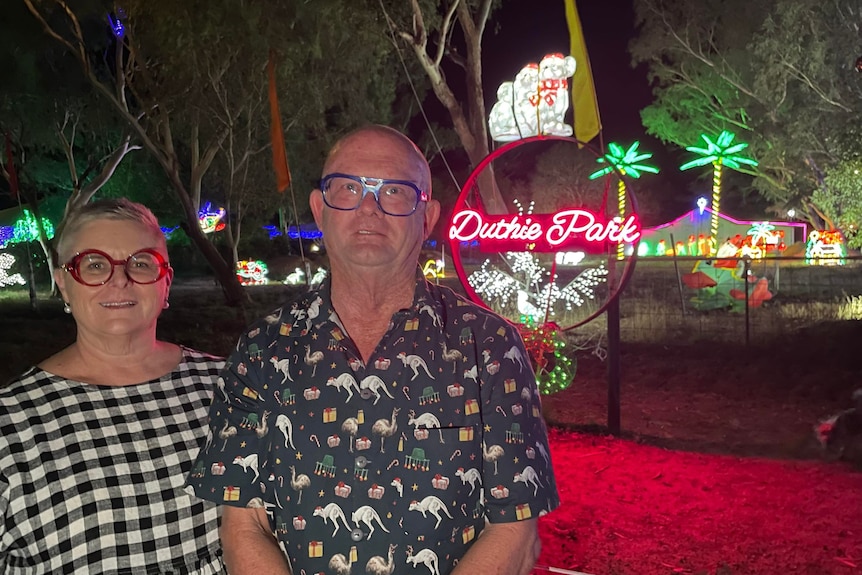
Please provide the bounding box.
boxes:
[669,233,687,315]
[607,297,621,437]
[743,256,751,346]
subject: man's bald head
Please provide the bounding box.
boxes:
[322,125,432,197]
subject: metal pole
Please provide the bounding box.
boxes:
[607,296,621,436]
[743,257,751,346]
[669,233,686,314]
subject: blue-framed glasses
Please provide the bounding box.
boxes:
[320,173,429,217]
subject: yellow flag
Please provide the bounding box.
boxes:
[565,0,601,143]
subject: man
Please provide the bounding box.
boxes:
[187,125,559,575]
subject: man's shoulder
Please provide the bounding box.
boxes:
[246,286,325,330]
[424,281,517,333]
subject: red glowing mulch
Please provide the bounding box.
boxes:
[535,428,862,575]
[530,328,862,575]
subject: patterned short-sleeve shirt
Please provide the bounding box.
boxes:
[0,348,225,575]
[187,276,559,575]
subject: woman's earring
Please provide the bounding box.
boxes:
[63,302,71,314]
[163,298,170,310]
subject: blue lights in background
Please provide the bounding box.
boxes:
[264,225,323,240]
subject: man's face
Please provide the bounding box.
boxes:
[310,129,440,276]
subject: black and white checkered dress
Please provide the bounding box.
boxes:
[0,348,226,575]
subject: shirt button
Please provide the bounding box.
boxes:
[359,388,373,400]
[350,528,366,542]
[355,455,368,468]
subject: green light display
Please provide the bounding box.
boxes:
[518,317,576,395]
[11,210,55,245]
[589,141,659,259]
[680,131,758,245]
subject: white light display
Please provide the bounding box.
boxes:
[555,251,586,266]
[0,253,26,287]
[283,266,328,286]
[468,251,607,321]
[488,54,578,142]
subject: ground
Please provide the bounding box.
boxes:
[543,322,862,459]
[534,321,862,575]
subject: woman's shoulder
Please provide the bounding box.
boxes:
[2,366,51,395]
[0,367,60,427]
[179,346,227,371]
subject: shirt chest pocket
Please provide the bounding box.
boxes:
[398,424,481,494]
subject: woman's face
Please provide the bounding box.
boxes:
[55,218,173,343]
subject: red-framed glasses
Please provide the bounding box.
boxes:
[62,249,171,286]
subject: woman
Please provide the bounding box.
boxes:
[0,199,225,574]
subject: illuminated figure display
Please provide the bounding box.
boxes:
[489,54,577,142]
[0,253,26,288]
[512,63,540,138]
[422,258,445,279]
[638,202,804,259]
[589,140,659,259]
[806,230,846,265]
[198,202,226,234]
[236,260,268,285]
[537,53,577,137]
[681,258,773,311]
[488,82,521,142]
[680,131,758,248]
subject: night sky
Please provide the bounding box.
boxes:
[2,1,699,220]
[485,0,649,144]
[481,0,698,220]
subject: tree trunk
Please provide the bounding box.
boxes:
[182,209,247,306]
[224,219,240,269]
[402,0,507,214]
[20,189,54,297]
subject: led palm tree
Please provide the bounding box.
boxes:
[680,131,758,247]
[589,141,659,259]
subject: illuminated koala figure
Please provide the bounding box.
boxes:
[537,53,577,137]
[511,62,540,138]
[488,82,520,142]
[487,54,577,143]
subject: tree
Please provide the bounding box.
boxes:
[631,0,862,234]
[24,0,411,305]
[589,141,659,258]
[816,158,862,248]
[23,0,250,304]
[0,2,141,294]
[381,0,507,214]
[679,130,758,244]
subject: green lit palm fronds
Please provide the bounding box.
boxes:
[589,141,660,180]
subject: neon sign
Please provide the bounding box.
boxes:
[449,209,641,253]
[447,135,640,331]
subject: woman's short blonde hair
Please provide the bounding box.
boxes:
[56,198,165,264]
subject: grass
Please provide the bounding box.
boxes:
[3,264,862,381]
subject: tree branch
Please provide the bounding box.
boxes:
[780,60,853,112]
[434,1,460,68]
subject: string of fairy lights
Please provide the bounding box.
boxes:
[467,252,608,320]
[517,316,576,395]
[466,250,606,394]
